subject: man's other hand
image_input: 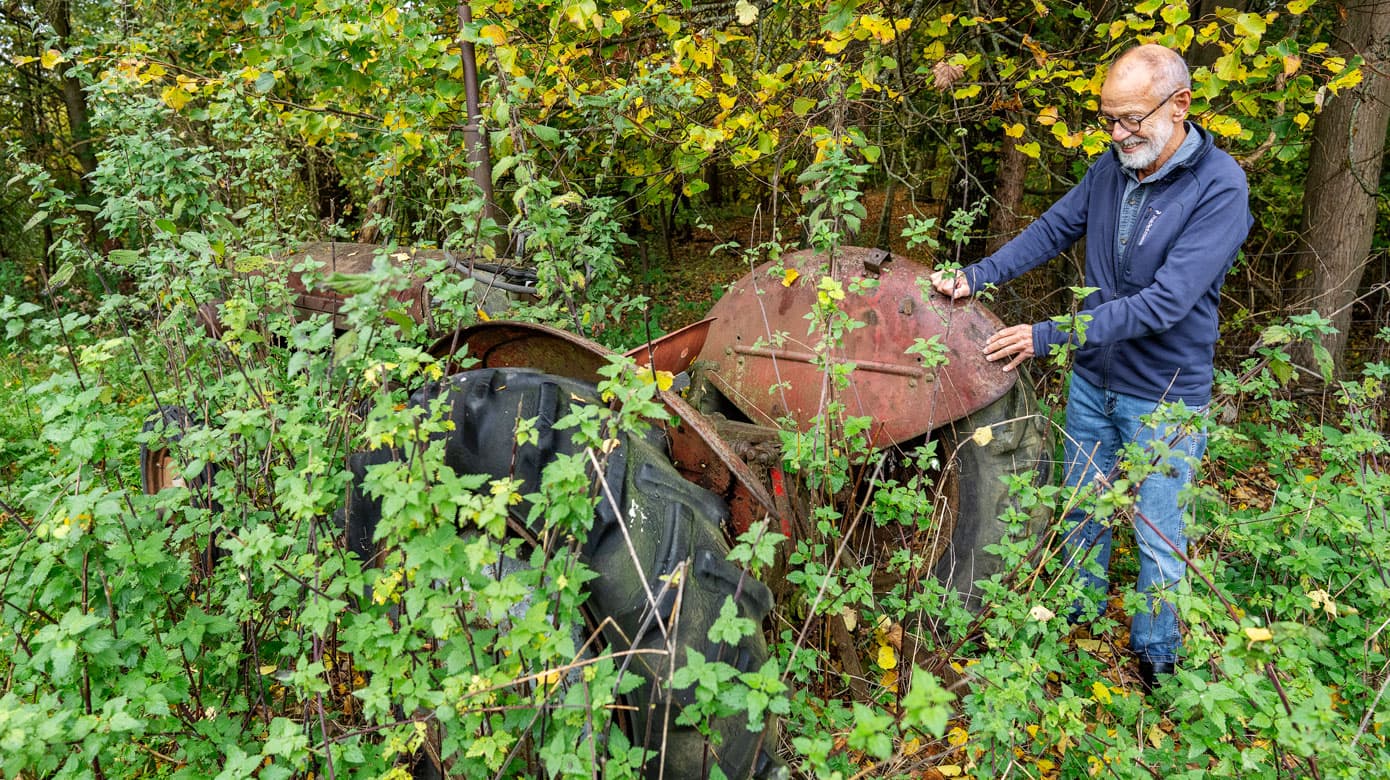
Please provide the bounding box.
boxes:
[929,269,972,299]
[984,324,1035,372]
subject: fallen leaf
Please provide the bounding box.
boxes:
[877,643,897,670]
[1091,680,1112,705]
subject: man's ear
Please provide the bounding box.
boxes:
[1172,88,1192,118]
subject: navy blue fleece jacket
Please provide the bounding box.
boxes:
[961,125,1251,405]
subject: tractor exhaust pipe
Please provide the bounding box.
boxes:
[457,3,497,226]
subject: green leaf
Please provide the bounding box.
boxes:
[108,249,141,266]
[435,78,464,99]
[254,71,276,93]
[47,261,75,290]
[23,210,47,232]
[180,231,213,256]
[654,13,680,36]
[901,668,955,737]
[530,124,561,144]
[821,0,860,33]
[707,597,755,645]
[1234,12,1267,37]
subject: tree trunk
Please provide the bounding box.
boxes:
[1292,0,1390,376]
[985,131,1028,255]
[50,0,97,179]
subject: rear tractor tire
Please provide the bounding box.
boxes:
[340,367,785,780]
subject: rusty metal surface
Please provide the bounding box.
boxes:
[661,393,780,532]
[624,318,713,375]
[281,242,436,328]
[425,321,779,526]
[696,246,1016,447]
[426,321,611,382]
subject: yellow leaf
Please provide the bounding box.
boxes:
[841,606,858,633]
[953,83,982,99]
[1329,68,1363,94]
[971,426,994,446]
[1037,105,1060,126]
[653,370,675,391]
[477,307,492,321]
[259,665,277,675]
[1244,626,1273,642]
[947,726,969,746]
[1018,141,1041,159]
[1283,54,1302,75]
[479,24,508,45]
[1147,723,1166,748]
[402,131,424,151]
[161,85,192,110]
[821,34,850,55]
[880,667,899,690]
[1204,114,1244,138]
[141,62,168,83]
[1082,131,1111,156]
[1004,122,1026,138]
[877,643,898,670]
[1294,111,1310,129]
[612,8,631,24]
[1091,680,1113,704]
[40,49,66,70]
[782,268,800,287]
[938,766,963,777]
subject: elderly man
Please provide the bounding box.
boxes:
[931,44,1251,692]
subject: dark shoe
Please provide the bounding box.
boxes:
[1138,660,1176,694]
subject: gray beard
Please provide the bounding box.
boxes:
[1115,123,1173,172]
[1117,142,1160,171]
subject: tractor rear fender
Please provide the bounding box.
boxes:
[695,247,1017,448]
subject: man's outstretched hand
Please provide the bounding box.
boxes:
[984,324,1035,373]
[929,269,972,299]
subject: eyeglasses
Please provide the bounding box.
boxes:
[1096,88,1183,134]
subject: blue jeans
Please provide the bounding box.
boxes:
[1060,373,1207,665]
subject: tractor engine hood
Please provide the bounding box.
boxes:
[695,246,1017,448]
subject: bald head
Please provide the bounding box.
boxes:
[1099,44,1192,178]
[1109,44,1190,95]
